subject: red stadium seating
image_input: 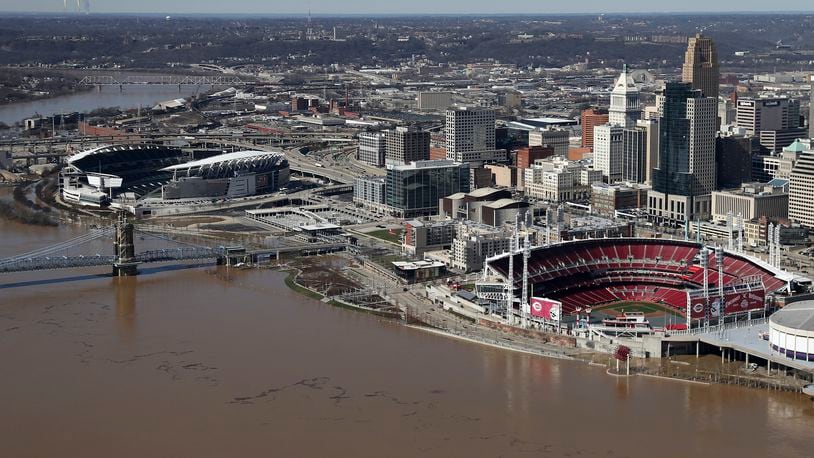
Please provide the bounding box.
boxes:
[489,238,786,317]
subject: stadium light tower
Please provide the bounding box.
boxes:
[701,247,710,327]
[716,247,725,319]
[726,212,734,250]
[521,231,530,329]
[506,235,514,326]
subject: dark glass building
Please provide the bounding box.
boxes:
[386,160,470,217]
[648,82,717,223]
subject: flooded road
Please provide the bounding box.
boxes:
[1,217,813,457]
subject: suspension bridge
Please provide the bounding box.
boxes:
[0,214,243,276]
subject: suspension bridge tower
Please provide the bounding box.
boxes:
[113,212,138,276]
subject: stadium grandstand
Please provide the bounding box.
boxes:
[486,238,798,328]
[160,150,289,200]
[60,145,289,206]
[61,144,185,205]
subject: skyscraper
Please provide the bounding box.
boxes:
[637,118,660,185]
[358,132,386,167]
[593,124,624,183]
[595,67,642,183]
[810,75,814,139]
[647,83,717,223]
[445,107,504,163]
[608,66,641,128]
[789,141,814,228]
[385,127,430,166]
[622,127,647,183]
[737,95,806,153]
[581,108,608,149]
[682,34,719,100]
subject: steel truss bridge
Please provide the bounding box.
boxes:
[0,224,235,275]
[78,75,247,86]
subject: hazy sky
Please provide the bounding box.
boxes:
[1,0,813,15]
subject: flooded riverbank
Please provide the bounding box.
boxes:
[1,219,814,457]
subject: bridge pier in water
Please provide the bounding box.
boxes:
[113,213,139,276]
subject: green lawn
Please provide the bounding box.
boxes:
[593,301,683,316]
[370,253,410,269]
[367,229,403,244]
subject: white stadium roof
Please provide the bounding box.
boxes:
[66,145,112,164]
[161,150,284,171]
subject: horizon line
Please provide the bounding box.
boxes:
[1,10,814,17]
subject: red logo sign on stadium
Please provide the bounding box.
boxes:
[530,297,561,321]
[723,289,765,315]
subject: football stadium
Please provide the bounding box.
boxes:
[60,145,289,207]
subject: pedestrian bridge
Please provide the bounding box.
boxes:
[0,217,243,276]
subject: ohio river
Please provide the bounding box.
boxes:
[1,218,813,457]
[0,84,214,126]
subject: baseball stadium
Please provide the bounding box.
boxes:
[486,238,797,330]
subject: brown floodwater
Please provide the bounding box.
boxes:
[2,216,814,458]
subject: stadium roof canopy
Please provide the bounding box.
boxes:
[66,145,110,164]
[161,150,287,178]
[67,144,184,168]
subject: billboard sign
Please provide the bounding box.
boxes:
[690,299,706,320]
[530,297,562,321]
[723,289,765,315]
[689,288,765,320]
[689,297,724,318]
